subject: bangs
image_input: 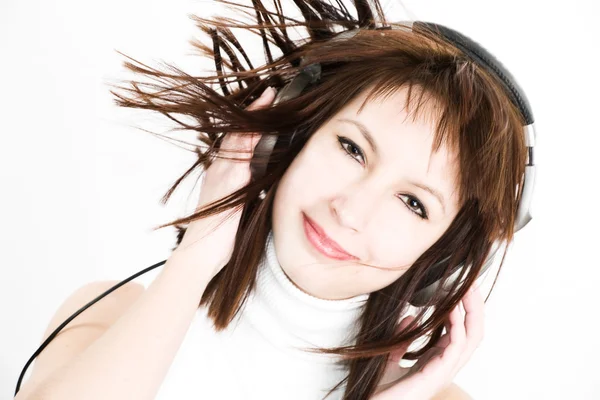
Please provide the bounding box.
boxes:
[354,76,467,204]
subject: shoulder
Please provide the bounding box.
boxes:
[43,279,146,345]
[17,280,145,396]
[432,382,473,400]
[52,280,146,326]
[67,280,146,307]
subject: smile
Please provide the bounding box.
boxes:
[302,213,358,261]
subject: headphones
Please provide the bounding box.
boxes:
[15,21,536,397]
[251,21,536,306]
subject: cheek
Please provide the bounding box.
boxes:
[297,140,351,195]
[369,218,439,269]
[277,144,335,202]
[370,235,422,269]
[271,151,317,228]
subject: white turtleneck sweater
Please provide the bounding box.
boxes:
[149,230,372,400]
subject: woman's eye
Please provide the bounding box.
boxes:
[337,136,365,164]
[399,194,428,219]
[337,135,429,220]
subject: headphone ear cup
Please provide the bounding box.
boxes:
[409,256,456,307]
[271,62,321,107]
[409,240,502,307]
[250,63,319,184]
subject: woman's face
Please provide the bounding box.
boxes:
[271,85,462,300]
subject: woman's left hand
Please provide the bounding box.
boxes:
[372,286,485,400]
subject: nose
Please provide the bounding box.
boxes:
[330,192,371,233]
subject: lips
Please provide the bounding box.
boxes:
[302,213,358,261]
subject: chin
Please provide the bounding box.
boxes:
[272,209,346,298]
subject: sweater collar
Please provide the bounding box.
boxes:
[241,230,369,362]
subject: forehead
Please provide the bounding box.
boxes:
[344,86,455,151]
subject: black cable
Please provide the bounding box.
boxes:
[14,258,168,397]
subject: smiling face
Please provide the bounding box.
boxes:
[271,85,462,300]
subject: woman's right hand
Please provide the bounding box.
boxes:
[175,86,277,278]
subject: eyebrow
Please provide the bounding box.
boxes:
[336,118,447,214]
[337,118,379,156]
[407,180,447,214]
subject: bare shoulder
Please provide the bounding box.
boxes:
[17,280,145,397]
[432,382,473,400]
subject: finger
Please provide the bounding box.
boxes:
[387,315,416,364]
[458,286,485,367]
[245,87,276,146]
[246,86,277,110]
[440,304,466,364]
[397,315,416,331]
[226,87,276,155]
[407,306,462,384]
[219,87,277,158]
[425,317,452,351]
[411,343,444,373]
[463,286,484,341]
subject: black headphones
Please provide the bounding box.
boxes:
[15,21,536,397]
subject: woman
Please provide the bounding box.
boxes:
[14,0,531,398]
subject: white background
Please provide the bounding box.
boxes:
[1,0,598,399]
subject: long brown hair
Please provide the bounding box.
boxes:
[108,0,527,398]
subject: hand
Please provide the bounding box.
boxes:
[176,86,277,277]
[372,286,485,400]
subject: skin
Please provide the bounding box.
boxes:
[267,85,484,398]
[271,84,462,300]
